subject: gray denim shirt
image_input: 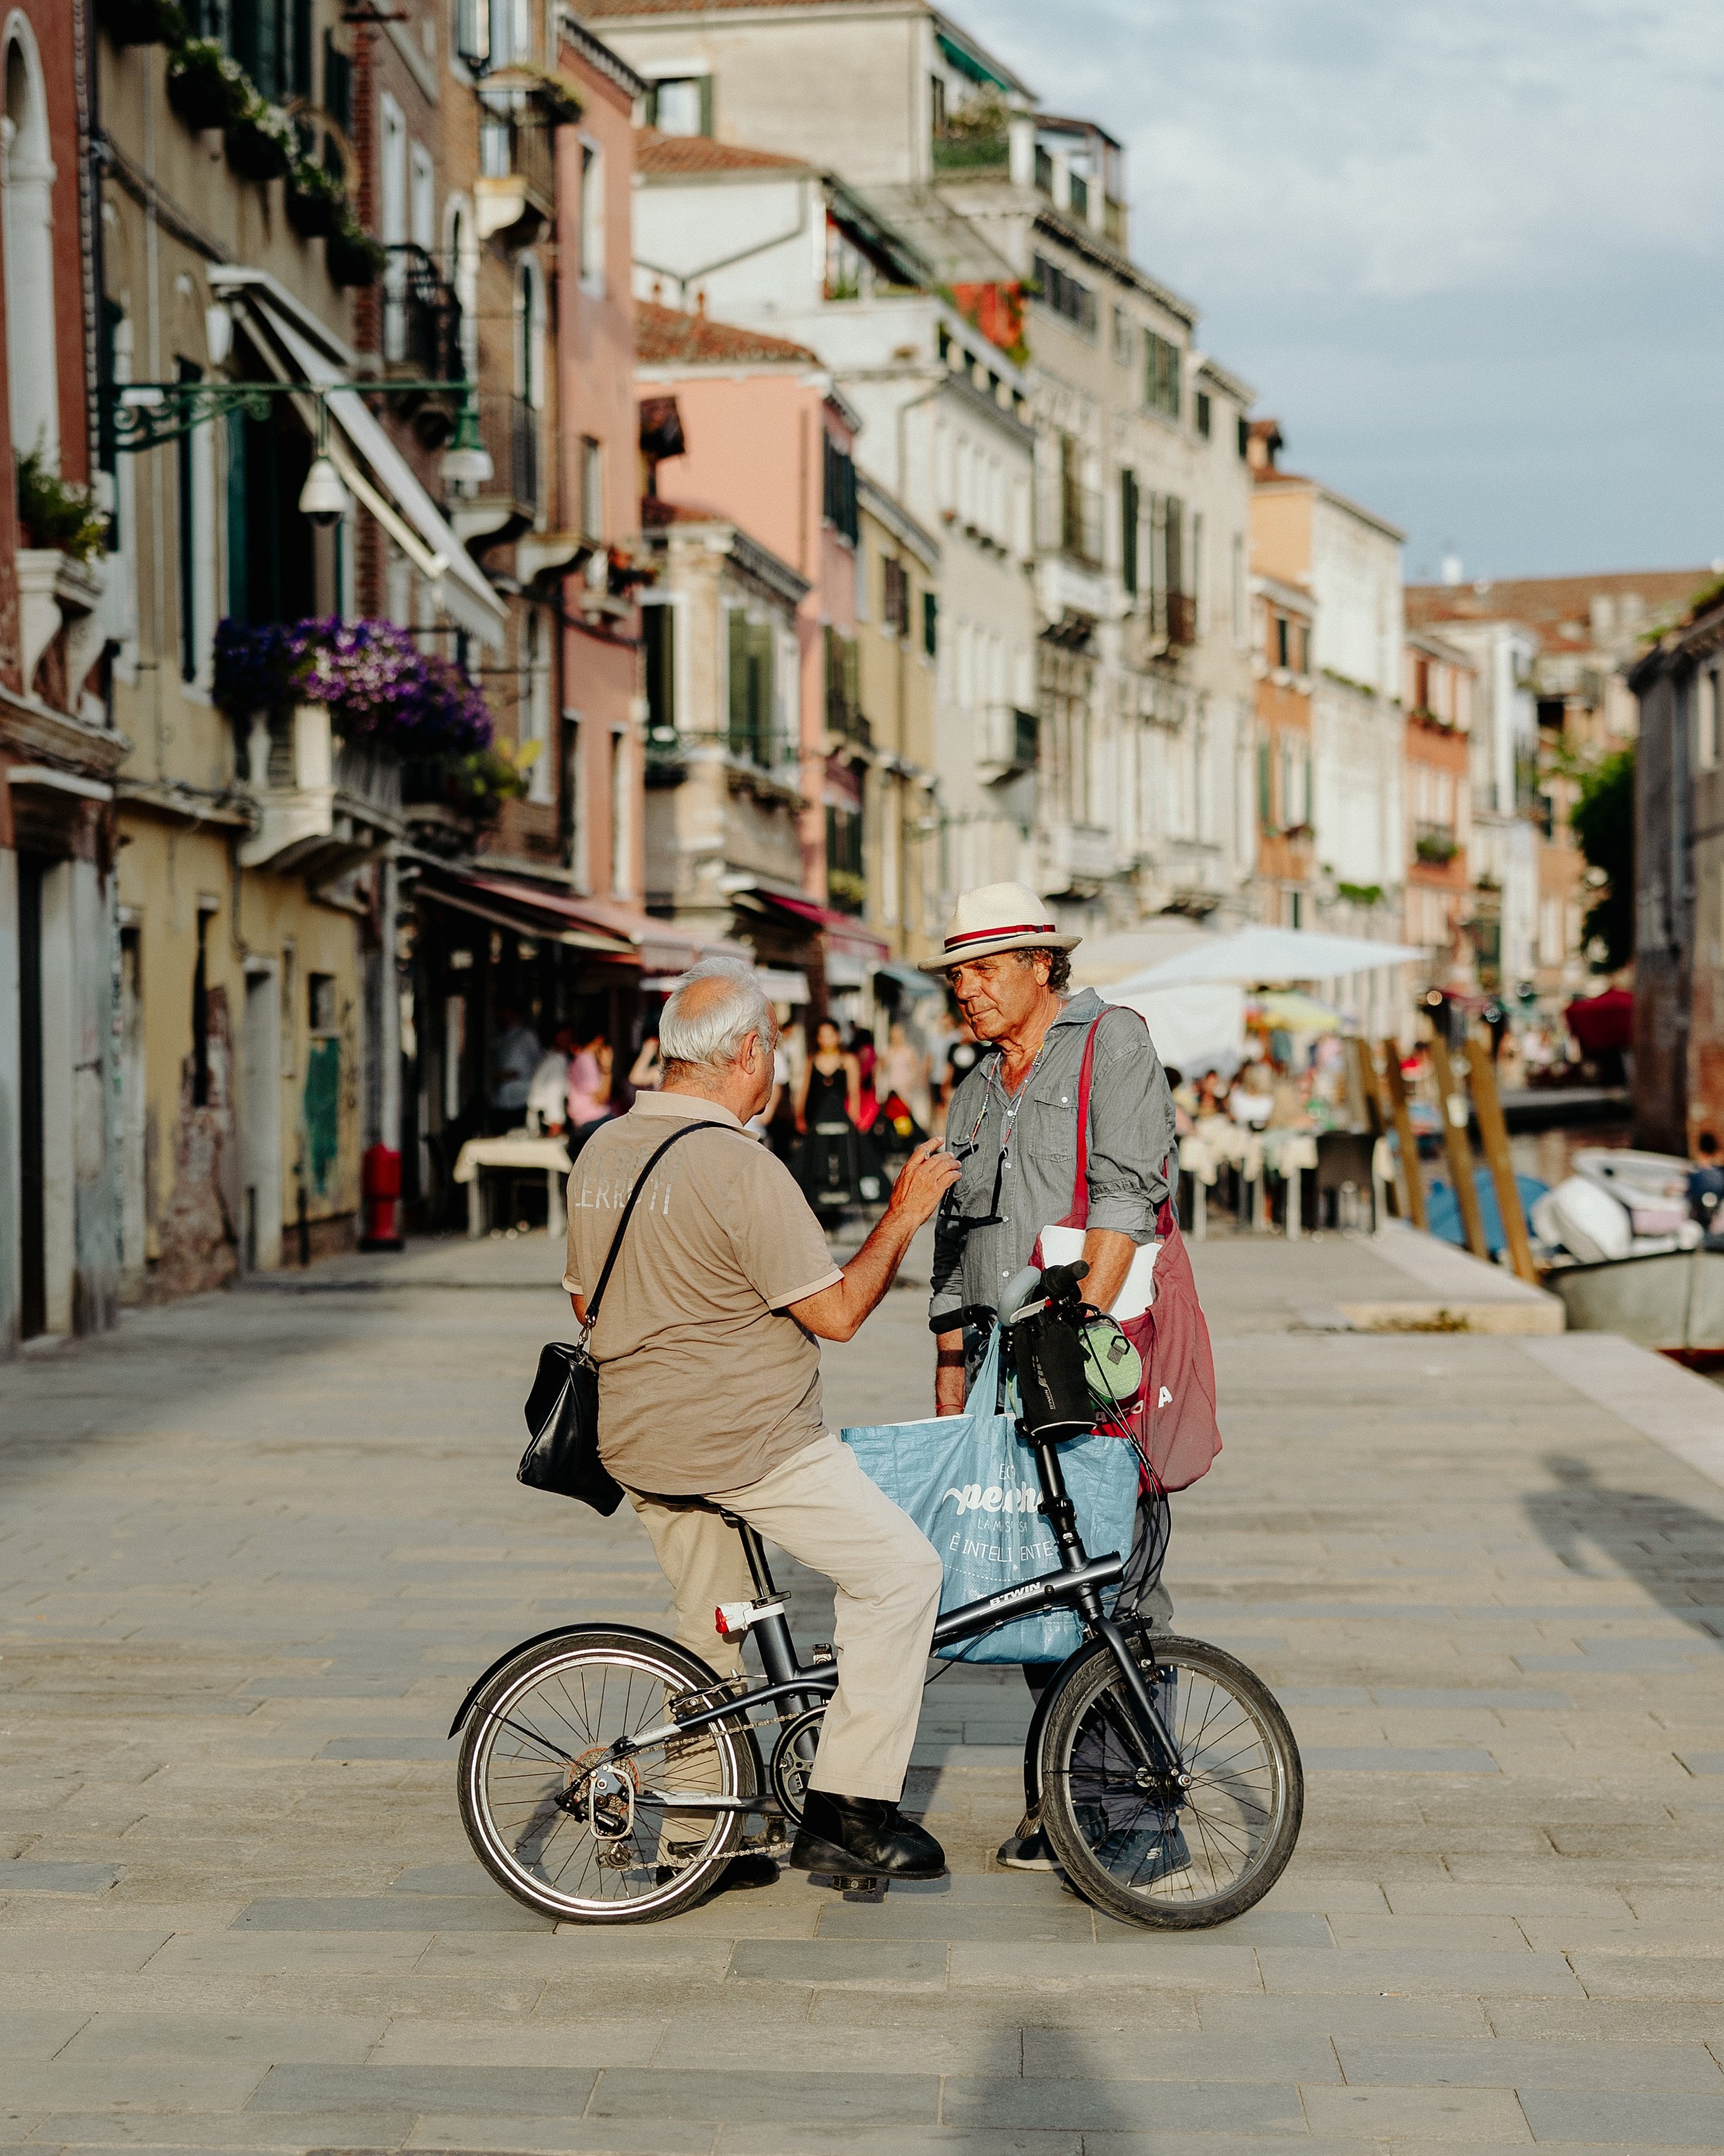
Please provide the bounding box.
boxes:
[929,988,1176,1330]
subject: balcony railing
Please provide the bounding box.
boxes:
[1414,823,1459,866]
[382,245,465,381]
[471,390,540,513]
[932,126,1008,174]
[1165,590,1196,647]
[474,72,565,245]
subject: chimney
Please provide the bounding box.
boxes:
[1245,418,1283,473]
[1441,551,1463,587]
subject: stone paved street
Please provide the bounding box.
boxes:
[5,1227,1724,2153]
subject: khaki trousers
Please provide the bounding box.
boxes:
[627,1434,943,1802]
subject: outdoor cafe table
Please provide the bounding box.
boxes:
[452,1132,573,1238]
[1179,1120,1319,1237]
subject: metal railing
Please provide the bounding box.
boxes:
[382,246,465,381]
[479,88,557,209]
[1059,474,1103,568]
[472,391,540,511]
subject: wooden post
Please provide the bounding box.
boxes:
[1427,1032,1490,1261]
[1467,1038,1538,1283]
[1379,1041,1427,1231]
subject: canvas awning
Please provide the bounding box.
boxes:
[210,268,508,650]
[1116,925,1423,993]
[423,868,730,972]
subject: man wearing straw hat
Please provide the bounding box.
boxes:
[925,881,1177,1871]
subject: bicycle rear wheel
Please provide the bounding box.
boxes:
[1039,1633,1302,1930]
[457,1628,759,1924]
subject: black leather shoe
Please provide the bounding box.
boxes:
[789,1790,947,1880]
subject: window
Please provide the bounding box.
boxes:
[3,23,61,467]
[579,141,604,292]
[1699,670,1721,772]
[1111,306,1134,368]
[825,805,864,913]
[644,75,711,136]
[410,140,434,250]
[1275,614,1289,669]
[643,602,675,736]
[521,606,552,803]
[727,609,776,765]
[610,730,632,895]
[308,972,337,1035]
[1236,413,1250,460]
[825,625,861,739]
[923,590,939,659]
[177,359,202,682]
[580,437,603,540]
[1144,329,1181,420]
[823,435,859,545]
[1120,467,1139,597]
[1256,736,1273,829]
[1195,390,1212,439]
[1298,623,1310,674]
[1031,252,1096,335]
[882,555,910,637]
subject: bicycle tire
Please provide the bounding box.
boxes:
[458,1627,760,1925]
[1039,1633,1302,1930]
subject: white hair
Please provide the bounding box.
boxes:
[659,957,776,1074]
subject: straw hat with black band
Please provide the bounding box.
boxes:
[919,881,1081,974]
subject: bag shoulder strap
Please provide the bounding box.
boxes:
[583,1119,746,1333]
[1067,1010,1116,1224]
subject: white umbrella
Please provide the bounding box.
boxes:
[1105,984,1245,1074]
[1114,924,1423,993]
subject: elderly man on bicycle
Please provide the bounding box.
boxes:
[927,881,1178,1870]
[564,957,959,1887]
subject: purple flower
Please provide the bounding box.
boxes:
[212,615,494,757]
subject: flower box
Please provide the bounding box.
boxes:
[226,104,295,183]
[326,225,386,289]
[167,41,248,132]
[285,163,345,239]
[97,0,188,46]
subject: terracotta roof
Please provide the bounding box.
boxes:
[635,299,817,368]
[634,128,808,177]
[1406,568,1716,657]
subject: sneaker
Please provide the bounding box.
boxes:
[1097,1821,1193,1889]
[996,1827,1057,1872]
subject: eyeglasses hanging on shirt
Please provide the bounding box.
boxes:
[939,1037,1052,1240]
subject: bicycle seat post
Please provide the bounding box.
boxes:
[719,1514,803,1693]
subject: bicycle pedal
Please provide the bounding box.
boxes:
[810,1871,888,1903]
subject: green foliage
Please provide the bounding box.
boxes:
[326,217,386,289]
[166,39,250,130]
[16,452,109,563]
[443,739,537,821]
[1570,745,1634,970]
[1335,881,1384,908]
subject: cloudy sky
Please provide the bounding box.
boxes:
[968,0,1724,583]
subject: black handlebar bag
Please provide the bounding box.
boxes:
[517,1121,731,1515]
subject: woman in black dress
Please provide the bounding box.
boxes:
[792,1019,872,1212]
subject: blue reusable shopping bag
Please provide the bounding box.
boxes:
[840,1326,1141,1664]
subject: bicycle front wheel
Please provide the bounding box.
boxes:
[458,1628,759,1924]
[1039,1633,1302,1930]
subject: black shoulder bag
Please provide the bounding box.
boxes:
[519,1120,732,1514]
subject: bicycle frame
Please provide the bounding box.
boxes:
[617,1406,1183,1787]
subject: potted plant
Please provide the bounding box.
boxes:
[167,39,249,132]
[326,215,387,289]
[225,95,295,183]
[16,451,109,563]
[285,159,346,239]
[97,0,188,46]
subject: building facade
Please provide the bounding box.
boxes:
[594,0,1259,937]
[1407,568,1713,1010]
[1248,423,1406,947]
[0,0,127,1353]
[1251,573,1315,928]
[1402,627,1474,988]
[1628,582,1724,1155]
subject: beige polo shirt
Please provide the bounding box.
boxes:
[561,1091,842,1497]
